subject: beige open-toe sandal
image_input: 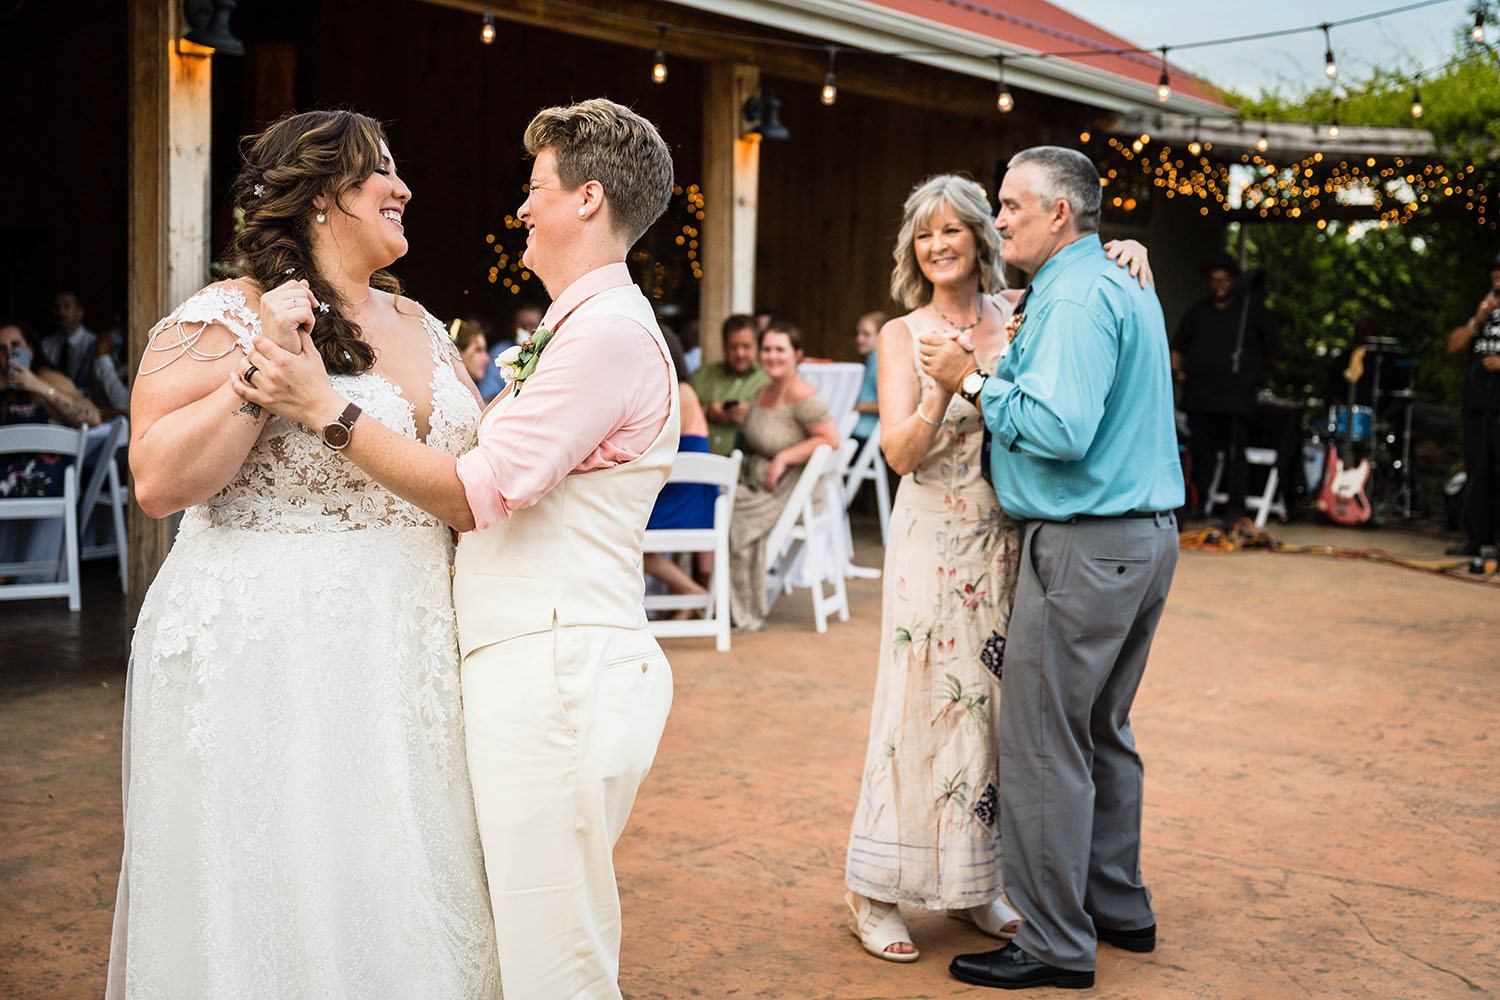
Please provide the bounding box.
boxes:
[947,897,1025,941]
[846,891,920,963]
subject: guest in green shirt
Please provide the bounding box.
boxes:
[690,313,771,455]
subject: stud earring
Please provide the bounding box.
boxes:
[316,211,327,224]
[578,206,587,218]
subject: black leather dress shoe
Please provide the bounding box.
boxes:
[949,943,1094,990]
[1094,921,1156,953]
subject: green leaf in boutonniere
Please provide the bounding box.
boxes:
[496,326,554,395]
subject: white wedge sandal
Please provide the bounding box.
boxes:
[845,891,920,963]
[947,896,1025,941]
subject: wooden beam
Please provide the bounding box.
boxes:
[126,0,214,619]
[416,0,1008,117]
[699,62,760,366]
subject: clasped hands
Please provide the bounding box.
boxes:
[917,328,980,395]
[229,278,344,427]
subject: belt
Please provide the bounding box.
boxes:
[1044,510,1175,524]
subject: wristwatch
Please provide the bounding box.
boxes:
[960,368,990,407]
[321,402,362,450]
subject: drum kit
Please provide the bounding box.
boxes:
[1306,337,1425,523]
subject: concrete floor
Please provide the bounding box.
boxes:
[2,522,1496,999]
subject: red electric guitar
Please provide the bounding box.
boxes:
[1317,346,1372,525]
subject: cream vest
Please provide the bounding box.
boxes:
[452,283,680,658]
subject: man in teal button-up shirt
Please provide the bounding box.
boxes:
[922,146,1182,992]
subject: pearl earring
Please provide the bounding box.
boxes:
[578,207,587,218]
[316,211,327,224]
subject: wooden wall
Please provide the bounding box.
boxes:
[0,1,128,333]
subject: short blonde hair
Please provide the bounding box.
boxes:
[523,98,673,245]
[889,174,1006,309]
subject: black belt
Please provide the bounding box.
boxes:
[1044,510,1175,524]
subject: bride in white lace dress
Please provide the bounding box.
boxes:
[107,111,500,998]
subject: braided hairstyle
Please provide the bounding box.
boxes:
[226,109,402,376]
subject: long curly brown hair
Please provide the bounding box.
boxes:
[226,109,403,376]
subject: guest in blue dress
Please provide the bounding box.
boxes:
[644,331,717,607]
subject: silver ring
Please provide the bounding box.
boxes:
[243,364,259,386]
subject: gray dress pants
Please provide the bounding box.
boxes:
[1000,513,1178,972]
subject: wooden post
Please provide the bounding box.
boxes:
[126,0,214,620]
[699,62,760,366]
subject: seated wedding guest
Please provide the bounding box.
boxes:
[691,313,767,456]
[727,321,840,630]
[92,321,132,414]
[643,330,715,609]
[852,310,887,445]
[455,319,502,402]
[679,316,703,375]
[1,321,100,569]
[41,292,94,380]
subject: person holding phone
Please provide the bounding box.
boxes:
[691,312,769,455]
[1448,254,1500,559]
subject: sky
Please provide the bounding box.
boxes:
[1049,0,1475,96]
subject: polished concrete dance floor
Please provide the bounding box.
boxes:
[2,522,1496,998]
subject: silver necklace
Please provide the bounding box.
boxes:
[933,295,982,333]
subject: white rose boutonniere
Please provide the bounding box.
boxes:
[496,327,554,395]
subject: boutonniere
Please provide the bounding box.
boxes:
[496,326,554,395]
[1005,310,1026,339]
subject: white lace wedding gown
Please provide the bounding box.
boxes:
[106,286,502,999]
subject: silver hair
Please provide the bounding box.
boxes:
[1007,146,1101,234]
[889,174,1007,309]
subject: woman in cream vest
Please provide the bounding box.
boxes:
[236,98,679,1000]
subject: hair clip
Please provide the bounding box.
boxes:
[284,268,296,276]
[253,183,265,197]
[317,303,330,315]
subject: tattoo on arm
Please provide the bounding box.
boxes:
[237,400,264,421]
[48,392,95,427]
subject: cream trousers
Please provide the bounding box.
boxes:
[462,624,673,1000]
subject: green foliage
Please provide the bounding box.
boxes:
[1245,220,1493,409]
[1227,7,1500,410]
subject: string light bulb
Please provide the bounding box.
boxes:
[651,25,667,84]
[818,47,838,106]
[995,55,1014,112]
[480,9,496,45]
[1410,82,1423,118]
[1157,48,1171,102]
[1474,10,1486,43]
[1321,23,1337,79]
[1187,117,1203,156]
[1256,122,1270,153]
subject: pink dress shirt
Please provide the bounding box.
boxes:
[454,262,673,531]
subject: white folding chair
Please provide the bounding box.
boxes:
[0,424,87,611]
[643,450,742,652]
[763,444,850,633]
[843,418,891,544]
[79,417,129,592]
[1205,446,1286,528]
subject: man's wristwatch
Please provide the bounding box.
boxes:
[959,368,990,407]
[321,402,362,450]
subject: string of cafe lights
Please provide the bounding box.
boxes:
[471,0,1475,123]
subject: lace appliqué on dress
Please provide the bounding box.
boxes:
[139,284,260,374]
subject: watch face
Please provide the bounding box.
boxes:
[323,422,351,449]
[963,371,986,396]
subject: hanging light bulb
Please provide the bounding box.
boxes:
[480,9,496,45]
[1187,117,1203,156]
[820,47,838,106]
[651,25,667,84]
[1321,23,1337,79]
[1157,47,1171,102]
[1474,10,1486,43]
[1326,99,1341,139]
[995,55,1014,112]
[1256,122,1270,153]
[1410,82,1424,118]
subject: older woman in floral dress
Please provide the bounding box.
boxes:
[843,174,1152,963]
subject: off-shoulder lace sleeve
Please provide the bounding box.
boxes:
[140,285,261,375]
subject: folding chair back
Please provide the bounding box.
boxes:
[0,423,88,610]
[643,449,743,652]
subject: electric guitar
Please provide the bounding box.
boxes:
[1316,346,1373,525]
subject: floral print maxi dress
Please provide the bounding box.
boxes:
[845,304,1020,909]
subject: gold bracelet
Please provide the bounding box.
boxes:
[914,404,941,427]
